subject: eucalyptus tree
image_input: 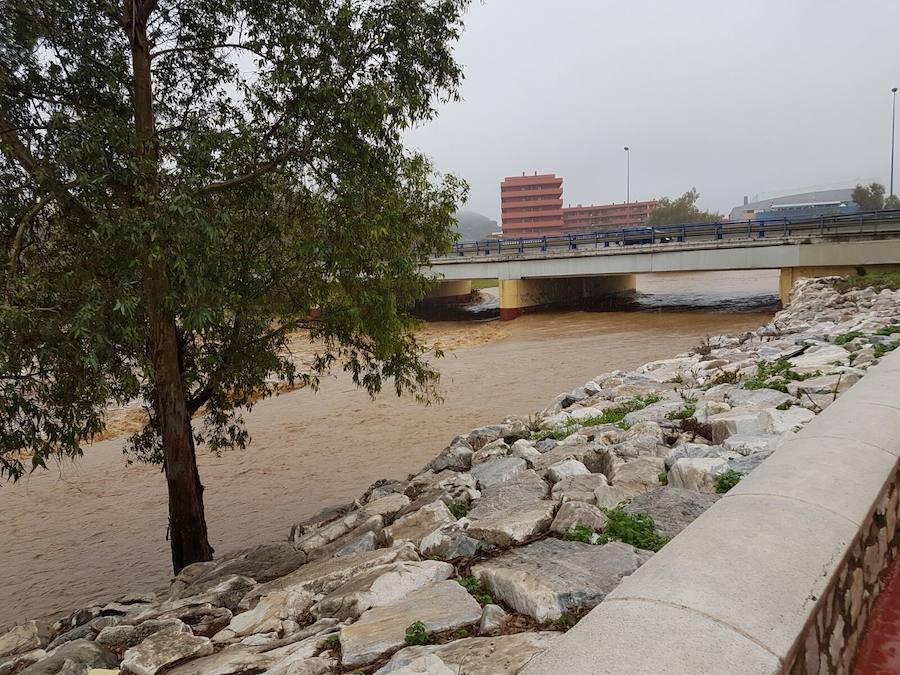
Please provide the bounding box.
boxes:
[0,0,469,572]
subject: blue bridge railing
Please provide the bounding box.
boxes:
[440,209,900,259]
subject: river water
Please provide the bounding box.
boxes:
[0,270,778,629]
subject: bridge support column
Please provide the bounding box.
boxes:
[423,279,473,304]
[779,265,900,306]
[499,274,636,320]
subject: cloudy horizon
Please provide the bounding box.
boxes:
[404,0,900,221]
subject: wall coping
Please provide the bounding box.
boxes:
[522,348,900,675]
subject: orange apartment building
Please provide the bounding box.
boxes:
[500,173,657,238]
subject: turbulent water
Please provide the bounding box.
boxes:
[0,270,778,629]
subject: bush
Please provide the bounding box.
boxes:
[875,342,900,358]
[447,500,468,519]
[834,331,865,345]
[405,621,429,646]
[597,508,668,552]
[562,523,594,544]
[715,470,744,493]
[457,576,493,605]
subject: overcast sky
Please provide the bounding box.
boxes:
[404,0,900,221]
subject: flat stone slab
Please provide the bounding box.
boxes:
[19,639,118,675]
[311,560,454,620]
[727,388,794,409]
[470,457,527,488]
[120,625,213,675]
[623,487,720,539]
[374,632,561,675]
[668,457,728,493]
[551,473,608,504]
[467,470,549,520]
[384,501,455,547]
[788,344,850,373]
[241,544,419,608]
[466,500,557,546]
[0,622,49,659]
[472,539,651,621]
[339,580,482,668]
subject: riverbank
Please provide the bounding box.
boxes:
[3,275,898,674]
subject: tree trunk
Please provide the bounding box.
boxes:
[146,265,215,572]
[126,2,214,573]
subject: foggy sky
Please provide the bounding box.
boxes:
[404,0,900,221]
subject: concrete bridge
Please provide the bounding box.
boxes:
[427,211,900,319]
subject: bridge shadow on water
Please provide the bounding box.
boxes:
[414,287,780,322]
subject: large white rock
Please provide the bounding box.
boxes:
[470,457,527,488]
[788,344,850,373]
[593,482,649,509]
[473,540,651,621]
[120,624,214,675]
[551,473,609,504]
[763,406,815,435]
[610,457,664,487]
[466,500,557,546]
[708,406,770,444]
[384,501,455,547]
[722,434,779,456]
[0,622,50,659]
[339,581,482,668]
[668,457,728,493]
[418,521,484,560]
[374,633,561,675]
[363,493,411,519]
[550,501,608,535]
[467,470,549,519]
[217,588,313,639]
[546,458,590,484]
[622,401,685,426]
[311,560,454,620]
[726,388,794,409]
[510,439,543,467]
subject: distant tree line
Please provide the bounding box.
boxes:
[853,183,900,210]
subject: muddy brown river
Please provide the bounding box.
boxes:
[0,270,778,629]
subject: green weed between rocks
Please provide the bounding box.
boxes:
[543,612,579,630]
[405,621,429,646]
[742,358,818,393]
[835,271,900,293]
[665,404,696,420]
[876,324,900,336]
[457,576,493,606]
[715,470,744,493]
[834,331,865,345]
[447,500,468,519]
[597,508,668,552]
[562,523,594,544]
[875,342,900,358]
[658,471,669,485]
[531,395,663,441]
[324,634,340,650]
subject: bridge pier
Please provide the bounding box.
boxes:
[499,274,636,320]
[423,279,473,304]
[779,265,900,305]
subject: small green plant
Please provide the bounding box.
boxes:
[324,634,340,650]
[835,271,900,293]
[597,508,668,552]
[658,471,668,485]
[876,324,900,336]
[530,395,663,440]
[543,612,578,630]
[457,576,493,605]
[665,404,696,420]
[562,523,594,543]
[742,358,818,393]
[405,621,429,646]
[834,331,865,345]
[447,500,468,519]
[667,372,685,385]
[715,470,744,494]
[615,421,632,430]
[875,342,900,358]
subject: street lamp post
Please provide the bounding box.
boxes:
[891,87,898,200]
[624,146,630,203]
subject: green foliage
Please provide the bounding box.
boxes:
[543,613,578,630]
[562,523,594,544]
[666,372,685,385]
[836,271,900,293]
[597,508,668,552]
[0,0,471,565]
[742,359,817,393]
[324,634,340,650]
[404,621,429,646]
[876,325,900,336]
[665,404,696,420]
[887,194,900,209]
[531,395,663,440]
[457,576,493,606]
[715,470,744,493]
[646,189,723,226]
[447,500,468,519]
[658,471,669,486]
[852,183,886,211]
[615,421,633,431]
[834,331,865,345]
[875,342,900,358]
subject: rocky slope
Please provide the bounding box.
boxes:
[3,277,900,675]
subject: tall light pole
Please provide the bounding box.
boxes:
[624,146,630,203]
[891,87,898,200]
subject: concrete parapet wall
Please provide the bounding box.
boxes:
[498,274,635,320]
[522,348,900,675]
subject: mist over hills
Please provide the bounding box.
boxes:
[454,210,497,241]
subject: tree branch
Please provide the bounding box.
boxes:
[151,42,264,60]
[197,148,302,194]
